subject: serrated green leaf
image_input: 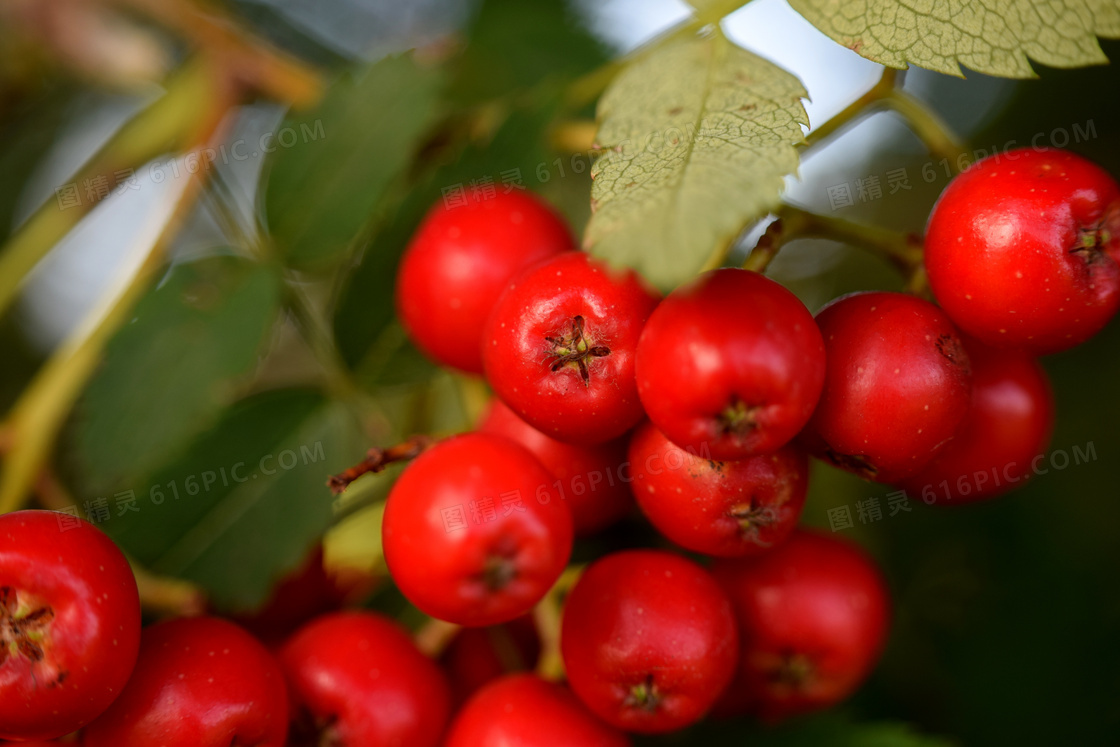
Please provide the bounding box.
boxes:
[98,389,367,610]
[263,54,444,268]
[585,30,807,291]
[788,0,1120,78]
[72,256,281,495]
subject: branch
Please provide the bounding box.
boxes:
[327,435,433,495]
[743,204,924,277]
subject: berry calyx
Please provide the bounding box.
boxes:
[711,530,890,722]
[627,421,808,557]
[560,550,738,733]
[924,147,1120,354]
[381,433,573,626]
[0,510,141,742]
[804,291,973,483]
[483,252,660,445]
[635,268,826,461]
[396,190,575,373]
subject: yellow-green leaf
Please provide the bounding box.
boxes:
[788,0,1120,78]
[585,30,807,291]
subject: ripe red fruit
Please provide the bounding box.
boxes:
[628,421,808,557]
[396,190,575,373]
[900,337,1054,504]
[0,510,141,741]
[382,433,573,626]
[561,550,738,733]
[712,530,890,721]
[280,611,451,746]
[635,268,825,461]
[444,673,630,747]
[83,617,288,747]
[804,291,972,483]
[478,399,633,535]
[925,147,1120,354]
[483,252,660,444]
[441,614,541,705]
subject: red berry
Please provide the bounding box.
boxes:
[804,291,972,483]
[396,190,575,373]
[711,530,890,721]
[628,421,808,557]
[83,617,288,747]
[280,611,451,747]
[925,147,1120,354]
[0,510,141,741]
[444,673,630,747]
[440,614,541,705]
[635,269,825,461]
[382,433,573,626]
[900,337,1054,504]
[479,399,633,535]
[483,252,660,444]
[561,550,738,733]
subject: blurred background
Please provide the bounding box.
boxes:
[1,0,1118,744]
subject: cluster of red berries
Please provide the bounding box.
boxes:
[1,147,1116,745]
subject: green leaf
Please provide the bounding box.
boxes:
[262,54,444,268]
[585,30,807,291]
[451,0,609,104]
[333,99,561,372]
[72,256,281,495]
[788,0,1120,78]
[99,389,367,610]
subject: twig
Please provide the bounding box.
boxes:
[327,435,433,495]
[743,204,924,278]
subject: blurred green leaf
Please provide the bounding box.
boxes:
[333,98,560,372]
[262,53,444,268]
[100,389,366,610]
[452,0,609,104]
[586,29,806,291]
[72,255,281,495]
[788,0,1120,78]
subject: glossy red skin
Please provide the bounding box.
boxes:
[280,611,450,746]
[560,550,739,734]
[805,291,973,483]
[440,614,541,706]
[0,510,141,741]
[483,252,660,444]
[396,190,575,373]
[925,147,1120,354]
[382,433,573,626]
[900,337,1054,504]
[635,269,825,461]
[478,399,633,535]
[711,530,890,722]
[445,673,630,747]
[628,421,808,558]
[83,617,288,747]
